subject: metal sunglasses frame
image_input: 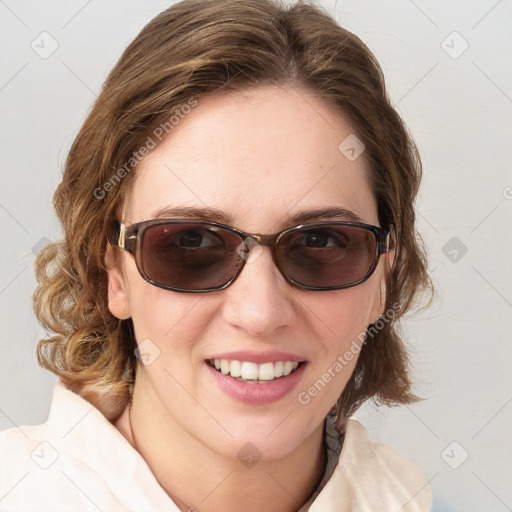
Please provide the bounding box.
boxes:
[108,218,394,293]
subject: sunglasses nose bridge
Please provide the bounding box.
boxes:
[242,233,283,264]
[235,232,288,284]
[227,236,293,299]
[247,233,278,247]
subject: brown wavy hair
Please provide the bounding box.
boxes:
[34,0,432,424]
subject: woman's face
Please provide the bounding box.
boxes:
[108,85,389,460]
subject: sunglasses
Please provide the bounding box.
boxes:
[108,218,393,293]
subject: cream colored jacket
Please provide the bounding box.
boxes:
[0,382,432,511]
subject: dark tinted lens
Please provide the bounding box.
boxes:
[140,223,243,290]
[278,225,377,288]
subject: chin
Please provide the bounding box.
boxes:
[209,415,317,462]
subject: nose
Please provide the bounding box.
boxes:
[221,246,296,336]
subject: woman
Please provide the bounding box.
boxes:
[0,0,433,510]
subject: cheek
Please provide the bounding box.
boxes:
[311,282,380,343]
[122,261,211,357]
[299,285,378,402]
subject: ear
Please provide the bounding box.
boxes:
[369,249,395,324]
[105,245,131,320]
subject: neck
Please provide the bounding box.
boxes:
[115,380,327,512]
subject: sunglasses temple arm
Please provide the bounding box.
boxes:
[107,221,127,249]
[378,229,395,254]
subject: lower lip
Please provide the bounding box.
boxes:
[205,362,307,405]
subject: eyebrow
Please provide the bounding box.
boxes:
[150,206,365,226]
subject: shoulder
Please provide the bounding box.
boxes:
[0,382,173,512]
[0,382,114,511]
[310,419,432,512]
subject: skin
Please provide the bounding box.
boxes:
[107,84,392,512]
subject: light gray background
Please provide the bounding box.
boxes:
[1,1,511,510]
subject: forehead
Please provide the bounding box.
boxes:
[128,85,378,230]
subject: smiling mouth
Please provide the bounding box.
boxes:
[206,359,306,383]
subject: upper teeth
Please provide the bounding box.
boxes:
[213,359,299,380]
